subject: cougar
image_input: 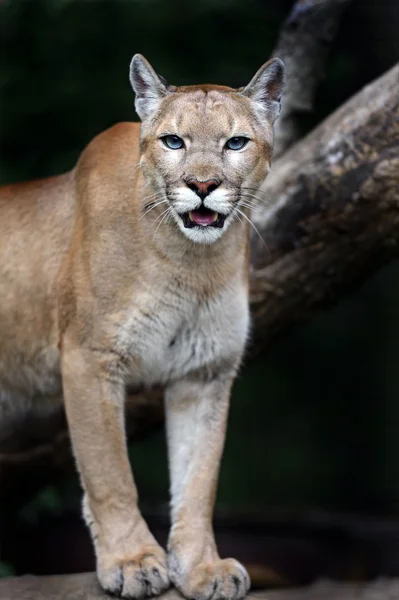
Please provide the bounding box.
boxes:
[0,54,284,599]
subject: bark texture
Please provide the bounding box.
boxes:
[272,0,352,158]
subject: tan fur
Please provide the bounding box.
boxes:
[0,55,284,599]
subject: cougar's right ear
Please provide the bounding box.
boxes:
[241,57,285,123]
[129,54,171,121]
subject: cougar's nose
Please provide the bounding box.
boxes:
[186,178,220,201]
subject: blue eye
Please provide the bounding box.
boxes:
[226,136,249,151]
[162,135,184,150]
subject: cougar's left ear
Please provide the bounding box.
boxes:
[241,57,285,123]
[129,54,172,121]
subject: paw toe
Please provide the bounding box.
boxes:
[172,557,250,600]
[99,548,170,599]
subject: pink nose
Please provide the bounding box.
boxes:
[186,178,220,200]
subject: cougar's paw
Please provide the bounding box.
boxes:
[169,555,250,600]
[98,546,170,599]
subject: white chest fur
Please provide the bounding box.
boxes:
[116,278,250,388]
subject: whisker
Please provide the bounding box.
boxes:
[241,186,264,193]
[240,196,262,204]
[140,198,169,221]
[142,199,167,213]
[142,191,167,205]
[245,193,280,210]
[153,207,173,241]
[152,206,171,224]
[239,202,258,212]
[239,199,262,212]
[241,188,266,199]
[241,191,280,210]
[235,207,270,254]
[239,197,261,208]
[234,212,244,226]
[240,192,264,204]
[241,192,262,200]
[130,162,142,178]
[141,192,169,213]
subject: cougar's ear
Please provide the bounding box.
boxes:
[241,57,285,123]
[129,54,171,121]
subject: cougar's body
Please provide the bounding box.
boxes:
[0,125,248,425]
[0,172,73,427]
[0,55,284,600]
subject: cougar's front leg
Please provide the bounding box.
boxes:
[165,376,250,600]
[61,336,169,599]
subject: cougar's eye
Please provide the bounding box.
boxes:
[226,136,249,151]
[161,135,184,150]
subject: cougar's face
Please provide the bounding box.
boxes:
[130,55,284,245]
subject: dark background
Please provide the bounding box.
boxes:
[1,0,399,580]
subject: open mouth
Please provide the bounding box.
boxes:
[180,205,226,229]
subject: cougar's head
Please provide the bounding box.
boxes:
[130,54,285,245]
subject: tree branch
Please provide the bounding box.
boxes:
[0,390,164,512]
[250,63,399,353]
[272,0,352,158]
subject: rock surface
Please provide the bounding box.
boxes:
[1,573,399,600]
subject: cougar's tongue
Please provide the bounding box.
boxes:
[189,209,218,226]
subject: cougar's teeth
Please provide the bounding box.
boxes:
[211,212,218,222]
[189,211,194,222]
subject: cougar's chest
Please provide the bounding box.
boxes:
[118,281,249,388]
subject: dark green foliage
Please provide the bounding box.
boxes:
[0,0,287,183]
